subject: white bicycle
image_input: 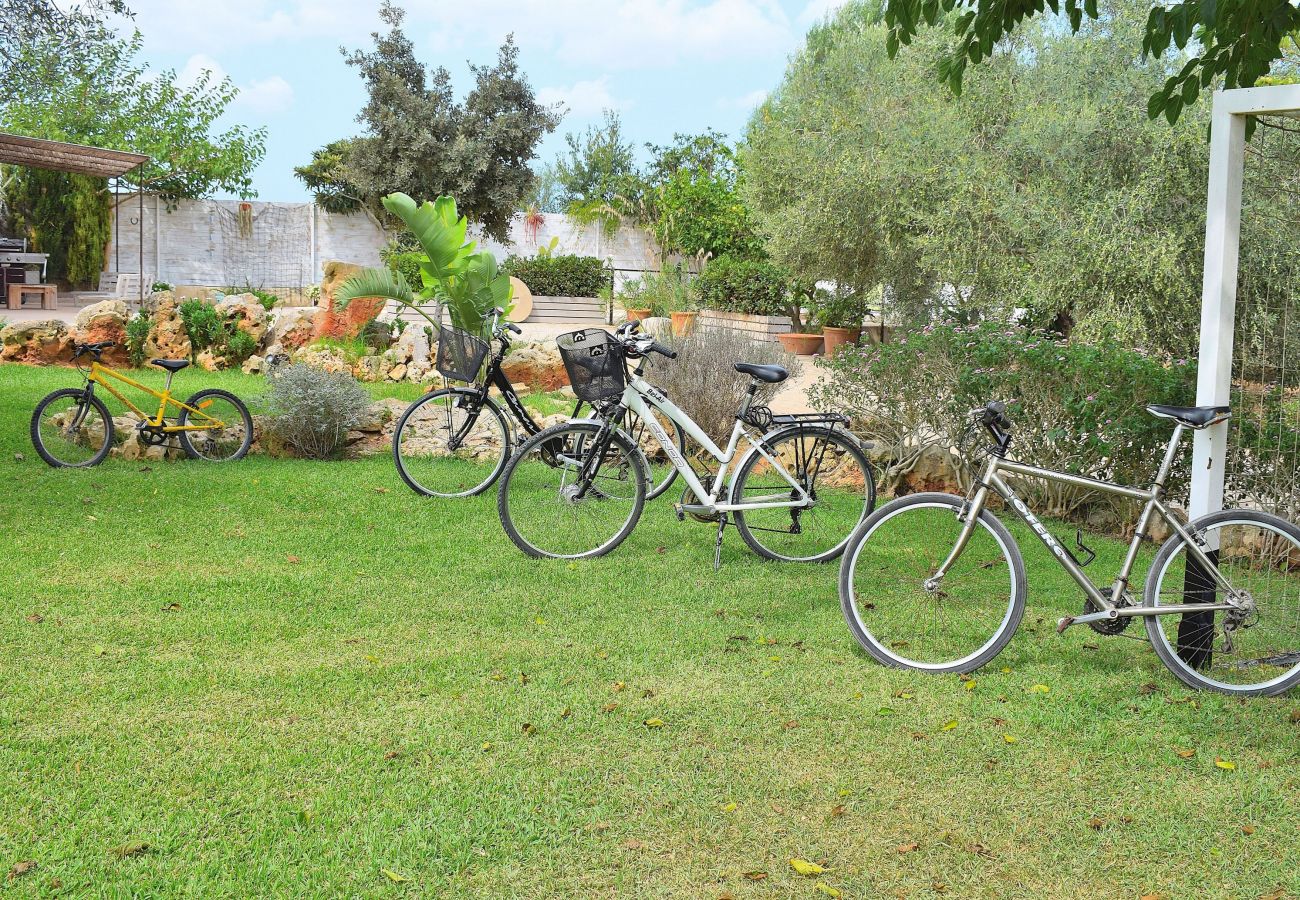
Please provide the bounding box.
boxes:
[496,322,877,563]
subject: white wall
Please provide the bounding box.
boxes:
[106,195,660,294]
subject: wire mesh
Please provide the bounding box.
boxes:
[1226,114,1300,520]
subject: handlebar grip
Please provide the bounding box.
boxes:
[650,341,677,360]
[506,323,521,334]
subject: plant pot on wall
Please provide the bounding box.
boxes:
[626,308,652,322]
[670,310,698,336]
[777,332,824,356]
[822,326,861,356]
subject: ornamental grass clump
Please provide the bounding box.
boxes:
[264,364,370,460]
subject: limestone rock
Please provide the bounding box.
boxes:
[501,339,568,391]
[196,350,222,372]
[216,293,269,345]
[353,355,383,382]
[292,346,352,375]
[268,306,318,351]
[0,319,73,365]
[897,444,961,496]
[388,363,407,382]
[241,354,265,375]
[71,299,131,366]
[141,291,192,361]
[394,325,430,367]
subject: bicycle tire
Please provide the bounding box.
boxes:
[839,492,1027,674]
[178,389,253,461]
[497,420,647,559]
[732,425,876,562]
[573,399,684,501]
[393,388,511,497]
[1144,508,1300,696]
[30,388,114,468]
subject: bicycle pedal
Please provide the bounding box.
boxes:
[673,503,685,522]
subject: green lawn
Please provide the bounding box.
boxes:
[1,362,1297,899]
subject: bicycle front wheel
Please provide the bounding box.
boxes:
[1144,509,1300,696]
[178,389,252,461]
[497,421,646,559]
[839,493,1026,673]
[574,401,684,501]
[30,388,114,468]
[732,426,876,562]
[393,388,510,497]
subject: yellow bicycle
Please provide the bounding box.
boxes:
[30,340,253,467]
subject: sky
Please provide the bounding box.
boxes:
[110,0,849,202]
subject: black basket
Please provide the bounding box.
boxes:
[557,329,627,402]
[435,325,490,383]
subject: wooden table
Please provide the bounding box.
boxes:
[7,283,58,311]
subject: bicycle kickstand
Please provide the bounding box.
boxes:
[713,513,729,571]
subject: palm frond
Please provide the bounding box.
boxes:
[335,268,415,310]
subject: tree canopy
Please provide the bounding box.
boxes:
[295,0,561,242]
[880,0,1300,123]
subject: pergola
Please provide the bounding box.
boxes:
[0,132,150,303]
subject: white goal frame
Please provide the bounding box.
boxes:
[1190,84,1300,520]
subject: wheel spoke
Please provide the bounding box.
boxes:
[395,391,508,497]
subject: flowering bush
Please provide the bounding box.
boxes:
[810,321,1197,519]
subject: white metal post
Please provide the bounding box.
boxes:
[1189,93,1246,521]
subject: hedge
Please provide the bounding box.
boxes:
[696,255,792,316]
[501,254,610,298]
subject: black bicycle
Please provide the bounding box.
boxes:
[391,310,685,498]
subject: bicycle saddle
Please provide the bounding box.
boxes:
[151,358,191,372]
[734,362,788,384]
[1145,404,1231,428]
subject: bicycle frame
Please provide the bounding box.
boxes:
[936,423,1246,625]
[86,362,225,432]
[616,371,811,515]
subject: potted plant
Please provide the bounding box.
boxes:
[662,265,699,336]
[775,281,822,356]
[816,287,866,355]
[618,274,655,323]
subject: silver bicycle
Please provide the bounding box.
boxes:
[496,322,876,563]
[839,400,1300,696]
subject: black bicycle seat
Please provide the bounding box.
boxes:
[734,362,788,384]
[1145,404,1230,429]
[151,358,191,372]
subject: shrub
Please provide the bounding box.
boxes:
[264,364,370,460]
[125,312,151,367]
[179,299,223,356]
[223,328,257,367]
[361,318,393,351]
[646,327,801,446]
[151,281,173,293]
[502,254,610,297]
[225,283,280,311]
[618,266,696,316]
[697,256,806,327]
[808,321,1196,518]
[381,244,424,290]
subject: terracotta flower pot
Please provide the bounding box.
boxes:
[822,325,862,356]
[670,310,698,336]
[626,308,652,323]
[777,332,824,356]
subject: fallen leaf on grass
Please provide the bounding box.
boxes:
[383,751,400,760]
[641,689,655,699]
[790,858,825,876]
[110,842,150,859]
[895,842,919,854]
[1138,682,1160,696]
[741,871,768,881]
[910,731,927,741]
[1003,734,1018,744]
[1242,824,1256,835]
[829,804,846,818]
[722,801,738,813]
[25,614,43,624]
[621,839,644,851]
[783,720,799,729]
[643,718,665,728]
[940,720,959,731]
[490,671,505,682]
[893,690,914,699]
[381,868,409,883]
[1259,888,1287,900]
[602,702,619,714]
[286,554,300,564]
[7,861,35,880]
[481,742,493,751]
[1215,758,1236,771]
[814,883,842,898]
[1031,684,1050,694]
[969,843,993,858]
[560,707,572,719]
[1139,894,1161,900]
[612,681,626,692]
[1087,817,1104,830]
[373,486,390,494]
[1288,709,1300,723]
[162,602,181,612]
[877,707,895,717]
[13,452,25,462]
[964,680,977,691]
[521,723,536,735]
[718,891,736,900]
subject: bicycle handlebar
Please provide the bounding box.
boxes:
[73,340,116,359]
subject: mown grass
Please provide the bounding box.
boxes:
[0,362,1297,899]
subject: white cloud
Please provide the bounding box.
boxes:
[175,54,295,115]
[536,78,623,117]
[797,0,848,26]
[720,88,768,110]
[120,0,367,46]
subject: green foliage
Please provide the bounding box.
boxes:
[880,0,1300,124]
[223,328,257,367]
[6,171,110,288]
[814,287,875,329]
[617,266,697,317]
[810,320,1196,515]
[225,284,279,311]
[697,256,804,327]
[337,192,512,339]
[361,318,393,352]
[264,364,370,460]
[554,110,639,211]
[151,281,174,293]
[294,1,560,242]
[381,244,424,291]
[502,254,610,298]
[179,300,223,356]
[125,312,151,368]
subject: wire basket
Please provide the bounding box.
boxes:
[557,329,627,402]
[435,325,490,383]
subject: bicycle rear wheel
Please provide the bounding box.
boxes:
[30,388,114,468]
[497,421,646,559]
[1144,509,1300,696]
[393,388,510,497]
[732,426,875,562]
[178,389,252,461]
[839,493,1026,673]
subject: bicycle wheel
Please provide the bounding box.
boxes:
[1144,509,1300,696]
[393,388,510,497]
[497,420,646,559]
[178,389,252,461]
[732,426,876,562]
[575,401,684,501]
[30,388,114,468]
[839,493,1026,674]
